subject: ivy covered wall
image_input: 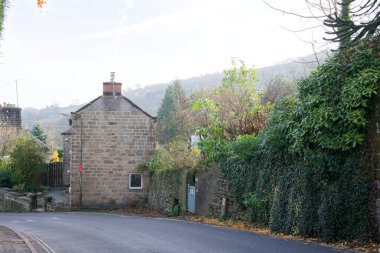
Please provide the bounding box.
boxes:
[220,38,380,241]
[369,92,380,238]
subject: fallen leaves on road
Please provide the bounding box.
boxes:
[113,208,164,217]
[88,207,165,218]
[185,216,380,253]
[186,216,271,234]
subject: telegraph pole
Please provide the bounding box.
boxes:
[15,80,19,107]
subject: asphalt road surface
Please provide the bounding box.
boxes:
[0,213,350,253]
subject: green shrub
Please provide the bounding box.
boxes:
[146,139,201,173]
[169,200,182,217]
[145,146,172,173]
[10,134,47,192]
[12,183,26,193]
[0,169,13,188]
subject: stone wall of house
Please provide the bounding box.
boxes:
[148,170,188,214]
[0,188,35,212]
[70,96,155,209]
[0,104,21,128]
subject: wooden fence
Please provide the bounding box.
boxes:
[42,162,64,187]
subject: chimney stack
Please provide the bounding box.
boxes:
[103,72,122,96]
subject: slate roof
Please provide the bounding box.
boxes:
[74,95,156,119]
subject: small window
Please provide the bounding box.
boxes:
[129,173,143,189]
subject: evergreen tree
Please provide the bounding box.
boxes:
[156,80,188,144]
[324,0,380,45]
[31,123,47,144]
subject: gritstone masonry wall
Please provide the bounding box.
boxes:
[69,89,155,209]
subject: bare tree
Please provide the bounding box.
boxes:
[260,76,297,104]
[264,0,380,48]
[0,122,17,157]
[263,0,337,62]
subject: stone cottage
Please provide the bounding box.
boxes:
[0,103,21,128]
[65,74,156,209]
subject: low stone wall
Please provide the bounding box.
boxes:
[148,167,243,219]
[0,188,35,212]
[148,170,188,215]
[46,202,71,212]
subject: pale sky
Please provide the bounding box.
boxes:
[0,0,326,108]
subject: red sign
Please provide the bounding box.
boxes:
[78,164,83,173]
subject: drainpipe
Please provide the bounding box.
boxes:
[79,115,83,210]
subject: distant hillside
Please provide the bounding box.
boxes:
[21,52,328,147]
[124,73,224,116]
[22,104,82,147]
[126,53,326,116]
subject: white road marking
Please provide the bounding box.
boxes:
[12,219,34,224]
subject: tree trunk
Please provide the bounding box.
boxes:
[339,0,351,47]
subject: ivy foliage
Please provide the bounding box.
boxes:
[293,44,380,152]
[220,39,380,241]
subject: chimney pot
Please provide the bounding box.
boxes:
[110,72,115,83]
[103,72,122,96]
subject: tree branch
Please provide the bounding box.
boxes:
[262,0,326,19]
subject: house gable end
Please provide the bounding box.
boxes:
[75,95,155,120]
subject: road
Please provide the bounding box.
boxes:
[0,212,348,253]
